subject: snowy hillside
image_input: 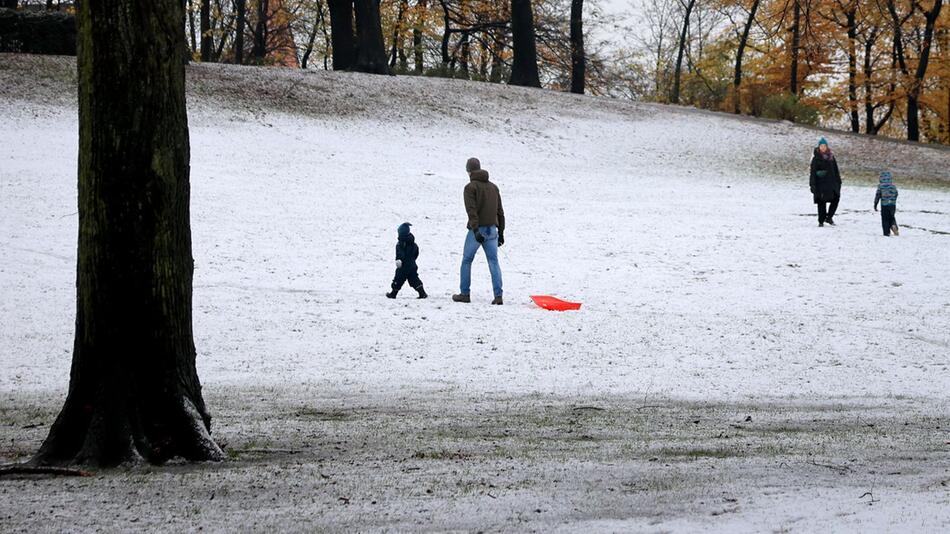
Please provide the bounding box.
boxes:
[2,54,949,531]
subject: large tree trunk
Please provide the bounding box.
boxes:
[32,0,223,468]
[671,0,695,104]
[789,0,800,95]
[328,0,355,70]
[569,0,585,94]
[508,0,540,87]
[234,0,246,64]
[733,0,760,114]
[353,0,390,73]
[200,0,212,61]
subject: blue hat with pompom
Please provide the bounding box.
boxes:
[397,222,412,237]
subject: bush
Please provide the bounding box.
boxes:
[761,93,819,125]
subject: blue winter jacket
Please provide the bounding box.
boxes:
[875,174,898,208]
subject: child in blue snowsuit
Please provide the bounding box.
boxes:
[387,222,427,299]
[874,171,899,236]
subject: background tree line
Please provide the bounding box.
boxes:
[625,0,947,143]
[3,0,948,144]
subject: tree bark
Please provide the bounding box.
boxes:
[200,0,212,61]
[508,0,540,87]
[569,0,585,94]
[328,0,355,70]
[32,0,223,468]
[671,0,695,103]
[733,0,760,114]
[353,0,390,73]
[234,0,246,64]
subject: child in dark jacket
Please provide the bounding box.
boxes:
[874,171,899,236]
[387,222,427,299]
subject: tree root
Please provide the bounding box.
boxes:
[0,464,93,477]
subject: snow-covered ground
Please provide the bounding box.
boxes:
[1,55,949,532]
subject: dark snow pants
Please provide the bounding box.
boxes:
[817,198,839,223]
[880,205,897,236]
[392,267,423,292]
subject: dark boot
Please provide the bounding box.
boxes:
[416,285,428,299]
[491,296,503,305]
[452,293,470,303]
[825,216,835,226]
[386,289,398,299]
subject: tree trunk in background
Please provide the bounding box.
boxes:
[863,31,876,134]
[251,0,268,62]
[845,7,858,132]
[234,0,246,64]
[353,0,390,73]
[390,0,407,68]
[907,0,943,142]
[459,31,470,76]
[328,0,355,70]
[789,0,800,95]
[671,0,695,103]
[439,0,450,67]
[413,0,426,73]
[569,0,584,94]
[509,0,540,87]
[32,0,223,468]
[489,31,503,82]
[200,0,212,61]
[188,1,198,53]
[733,0,760,114]
[301,10,322,69]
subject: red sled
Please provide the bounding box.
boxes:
[530,295,582,311]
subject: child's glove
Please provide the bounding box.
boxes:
[474,230,485,244]
[498,232,505,247]
[873,206,877,212]
[395,259,403,268]
[816,170,827,178]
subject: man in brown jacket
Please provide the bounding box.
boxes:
[453,157,505,305]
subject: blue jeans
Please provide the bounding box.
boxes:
[460,225,503,297]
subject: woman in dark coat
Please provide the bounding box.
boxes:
[809,137,842,227]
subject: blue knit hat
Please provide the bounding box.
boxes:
[397,222,412,237]
[818,137,828,146]
[879,171,892,183]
